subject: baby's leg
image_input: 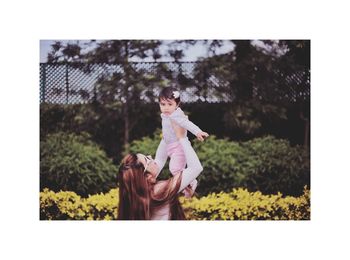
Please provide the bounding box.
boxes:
[190,179,198,193]
[168,142,198,197]
[183,179,198,198]
[168,145,186,176]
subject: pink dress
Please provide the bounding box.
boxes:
[159,108,201,197]
[151,204,171,220]
[152,137,203,220]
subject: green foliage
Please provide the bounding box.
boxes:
[242,136,310,196]
[223,100,287,136]
[128,129,162,156]
[40,132,118,197]
[192,135,251,195]
[194,135,309,196]
[40,187,310,220]
[40,102,309,166]
[128,133,310,196]
[128,129,172,180]
[40,103,108,151]
[40,102,160,163]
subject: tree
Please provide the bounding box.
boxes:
[46,40,197,150]
[190,40,310,143]
[279,40,310,146]
[45,40,310,146]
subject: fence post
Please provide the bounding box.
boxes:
[65,63,69,104]
[40,63,47,103]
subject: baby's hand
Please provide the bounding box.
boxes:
[196,131,209,142]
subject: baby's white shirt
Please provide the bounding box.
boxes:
[160,107,202,144]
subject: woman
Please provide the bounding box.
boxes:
[117,121,203,220]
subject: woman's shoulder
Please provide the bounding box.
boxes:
[153,174,182,199]
[153,180,168,194]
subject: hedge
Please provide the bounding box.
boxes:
[40,132,118,197]
[129,134,310,196]
[40,102,309,164]
[40,187,310,220]
[181,186,310,220]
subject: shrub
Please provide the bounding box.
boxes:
[128,129,162,157]
[40,103,125,162]
[39,187,310,220]
[129,133,310,196]
[192,135,251,195]
[40,132,118,197]
[194,135,310,196]
[40,188,118,220]
[40,103,159,163]
[242,136,310,196]
[181,186,310,220]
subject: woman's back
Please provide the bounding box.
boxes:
[150,174,185,220]
[151,203,170,220]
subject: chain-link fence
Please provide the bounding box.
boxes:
[40,62,309,104]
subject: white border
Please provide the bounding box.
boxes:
[1,0,350,259]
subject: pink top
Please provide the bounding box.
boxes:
[152,137,203,220]
[151,204,171,220]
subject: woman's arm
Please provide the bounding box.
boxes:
[154,139,168,178]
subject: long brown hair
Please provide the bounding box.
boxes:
[117,153,185,220]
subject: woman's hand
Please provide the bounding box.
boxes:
[170,119,186,139]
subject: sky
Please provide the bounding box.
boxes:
[40,40,235,63]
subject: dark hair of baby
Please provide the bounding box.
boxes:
[158,87,180,105]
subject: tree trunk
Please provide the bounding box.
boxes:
[123,99,130,152]
[302,118,309,148]
[123,41,130,152]
[299,104,310,148]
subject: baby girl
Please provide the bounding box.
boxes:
[154,87,209,197]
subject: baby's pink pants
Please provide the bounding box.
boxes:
[166,141,198,197]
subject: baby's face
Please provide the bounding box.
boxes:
[159,98,178,116]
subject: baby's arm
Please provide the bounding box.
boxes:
[154,139,168,178]
[171,112,209,141]
[170,112,202,137]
